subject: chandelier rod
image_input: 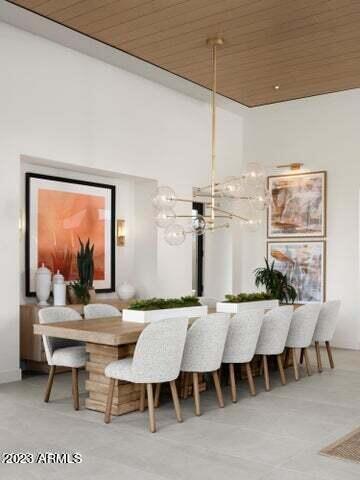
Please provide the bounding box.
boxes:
[210,40,217,229]
[207,38,223,228]
[212,206,249,222]
[176,214,232,219]
[206,222,230,231]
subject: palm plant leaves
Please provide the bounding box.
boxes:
[77,237,94,288]
[254,258,297,304]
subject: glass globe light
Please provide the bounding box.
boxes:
[164,224,186,246]
[191,214,206,236]
[221,176,244,197]
[155,208,176,228]
[152,186,176,210]
[245,162,265,179]
[244,162,266,189]
[239,198,262,230]
[251,187,271,211]
[221,176,237,195]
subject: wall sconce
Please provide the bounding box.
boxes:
[117,219,125,246]
[276,163,310,174]
[277,163,304,171]
[19,209,26,239]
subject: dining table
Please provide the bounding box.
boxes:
[33,316,206,416]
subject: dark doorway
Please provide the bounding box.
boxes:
[192,202,204,296]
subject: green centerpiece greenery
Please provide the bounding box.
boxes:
[69,238,95,305]
[254,258,297,304]
[224,292,274,303]
[129,296,201,311]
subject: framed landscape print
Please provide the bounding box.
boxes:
[25,173,115,296]
[267,241,325,303]
[268,171,326,237]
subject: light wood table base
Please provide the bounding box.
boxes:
[85,343,140,416]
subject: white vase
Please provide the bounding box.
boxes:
[53,270,64,285]
[117,282,135,301]
[36,263,52,306]
[53,270,66,306]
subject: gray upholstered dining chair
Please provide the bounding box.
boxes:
[311,300,341,372]
[255,306,293,391]
[285,304,321,380]
[222,310,263,401]
[38,307,87,410]
[104,317,188,433]
[83,303,121,319]
[181,313,230,416]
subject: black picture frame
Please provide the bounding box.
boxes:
[25,172,116,296]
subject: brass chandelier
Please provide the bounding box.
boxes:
[153,37,269,246]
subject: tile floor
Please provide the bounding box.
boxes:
[0,347,359,479]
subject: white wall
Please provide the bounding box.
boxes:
[243,89,360,350]
[133,179,158,298]
[0,22,245,383]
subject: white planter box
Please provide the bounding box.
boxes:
[216,299,279,314]
[122,305,208,323]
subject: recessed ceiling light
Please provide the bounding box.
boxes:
[274,85,280,90]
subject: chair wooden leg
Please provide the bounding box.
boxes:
[154,383,161,408]
[193,372,201,416]
[245,362,256,396]
[299,348,305,365]
[303,348,312,376]
[291,348,300,381]
[104,378,115,424]
[212,370,225,408]
[139,383,146,412]
[44,365,56,402]
[229,363,237,403]
[146,383,156,433]
[170,380,183,423]
[263,355,270,391]
[71,368,80,411]
[325,341,335,369]
[315,341,323,373]
[277,354,287,385]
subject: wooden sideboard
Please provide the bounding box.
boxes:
[20,299,131,372]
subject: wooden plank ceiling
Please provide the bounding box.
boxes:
[9,0,360,107]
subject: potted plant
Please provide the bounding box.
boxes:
[217,292,279,314]
[122,296,207,323]
[254,258,297,304]
[67,238,96,305]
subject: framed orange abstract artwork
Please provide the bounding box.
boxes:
[25,173,115,296]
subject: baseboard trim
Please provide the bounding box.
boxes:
[0,368,22,384]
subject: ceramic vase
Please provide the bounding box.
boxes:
[36,263,52,306]
[117,281,135,301]
[53,270,66,306]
